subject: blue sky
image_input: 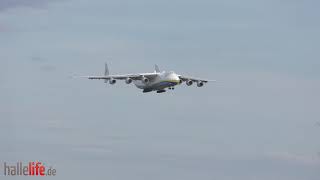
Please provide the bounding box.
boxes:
[0,0,320,179]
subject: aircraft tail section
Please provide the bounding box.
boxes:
[155,64,160,73]
[105,63,109,76]
[104,63,109,83]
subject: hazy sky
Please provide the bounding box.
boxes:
[1,0,320,179]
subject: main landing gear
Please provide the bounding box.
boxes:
[156,90,166,93]
[143,89,153,93]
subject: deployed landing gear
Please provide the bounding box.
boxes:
[168,87,175,90]
[156,90,166,93]
[143,89,153,93]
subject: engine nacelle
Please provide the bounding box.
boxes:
[125,78,133,84]
[109,79,116,84]
[142,77,149,84]
[197,81,204,87]
[186,80,193,86]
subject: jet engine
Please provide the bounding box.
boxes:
[186,80,193,86]
[197,81,204,87]
[142,77,149,83]
[109,78,116,84]
[125,78,133,84]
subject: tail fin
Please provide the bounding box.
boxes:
[105,63,109,76]
[155,64,160,73]
[104,63,109,83]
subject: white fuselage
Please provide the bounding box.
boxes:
[85,63,213,93]
[133,71,181,91]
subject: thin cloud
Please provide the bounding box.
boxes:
[266,152,320,166]
[0,24,7,32]
[0,0,63,31]
[31,56,47,62]
[40,65,56,72]
[30,56,57,72]
[0,0,60,12]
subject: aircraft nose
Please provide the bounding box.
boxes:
[172,74,181,83]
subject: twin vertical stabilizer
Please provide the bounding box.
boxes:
[104,63,109,83]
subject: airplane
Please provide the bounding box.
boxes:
[83,63,215,93]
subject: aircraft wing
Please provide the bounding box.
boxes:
[85,73,158,80]
[178,75,216,83]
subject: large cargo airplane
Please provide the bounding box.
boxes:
[83,63,215,93]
